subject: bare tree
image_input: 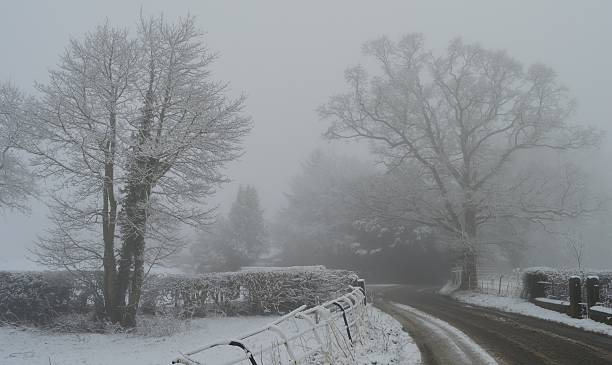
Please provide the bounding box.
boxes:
[562,230,585,270]
[319,34,600,288]
[114,14,250,326]
[0,82,34,211]
[30,22,137,318]
[31,14,250,326]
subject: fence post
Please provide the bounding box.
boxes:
[357,279,366,305]
[586,276,600,317]
[316,307,334,361]
[568,276,582,318]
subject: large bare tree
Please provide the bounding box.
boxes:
[319,34,600,288]
[31,22,137,318]
[0,82,34,212]
[31,15,250,326]
[114,15,250,326]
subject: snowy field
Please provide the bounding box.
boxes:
[453,291,612,337]
[0,307,420,365]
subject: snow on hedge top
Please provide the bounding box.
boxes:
[239,265,328,272]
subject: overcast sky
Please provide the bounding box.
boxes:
[1,0,611,269]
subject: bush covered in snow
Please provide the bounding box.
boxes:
[0,271,81,325]
[0,267,358,326]
[141,266,359,317]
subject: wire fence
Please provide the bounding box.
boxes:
[171,286,367,365]
[463,266,612,308]
[475,268,523,298]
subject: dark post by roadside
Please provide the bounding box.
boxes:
[586,276,600,314]
[568,276,582,318]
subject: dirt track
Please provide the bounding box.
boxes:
[372,285,612,365]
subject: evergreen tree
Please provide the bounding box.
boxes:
[228,185,267,260]
[193,185,267,272]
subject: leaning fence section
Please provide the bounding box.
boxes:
[172,284,367,365]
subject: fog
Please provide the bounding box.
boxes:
[1,0,611,274]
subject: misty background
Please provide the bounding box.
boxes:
[1,0,611,272]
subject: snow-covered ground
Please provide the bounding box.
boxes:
[358,306,421,364]
[452,291,612,337]
[0,307,420,364]
[1,316,276,365]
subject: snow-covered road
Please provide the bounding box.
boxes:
[373,285,612,365]
[378,300,496,365]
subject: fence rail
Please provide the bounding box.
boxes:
[172,286,367,365]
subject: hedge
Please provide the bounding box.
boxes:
[522,267,612,302]
[0,266,358,325]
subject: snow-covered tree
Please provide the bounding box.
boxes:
[0,82,34,212]
[275,151,372,262]
[192,185,266,272]
[30,22,137,319]
[228,185,267,259]
[114,14,250,327]
[30,14,250,326]
[274,150,451,282]
[319,34,600,288]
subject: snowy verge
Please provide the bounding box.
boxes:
[439,280,460,295]
[0,306,421,365]
[354,306,421,365]
[452,291,612,337]
[0,316,277,365]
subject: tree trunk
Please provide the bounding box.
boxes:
[124,230,145,327]
[460,205,479,290]
[461,250,478,290]
[111,242,132,323]
[102,111,118,319]
[114,64,156,327]
[102,224,116,318]
[119,182,150,327]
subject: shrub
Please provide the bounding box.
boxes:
[0,271,73,325]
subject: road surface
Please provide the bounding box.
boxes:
[372,285,612,365]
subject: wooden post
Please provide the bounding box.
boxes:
[568,276,582,318]
[498,275,503,296]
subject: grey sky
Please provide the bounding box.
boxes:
[1,0,611,269]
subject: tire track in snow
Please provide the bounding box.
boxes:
[374,285,612,365]
[378,300,497,365]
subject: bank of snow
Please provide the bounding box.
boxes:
[357,306,421,364]
[0,306,420,364]
[452,291,612,337]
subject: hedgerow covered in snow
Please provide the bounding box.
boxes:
[522,267,612,302]
[0,267,358,326]
[141,266,358,317]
